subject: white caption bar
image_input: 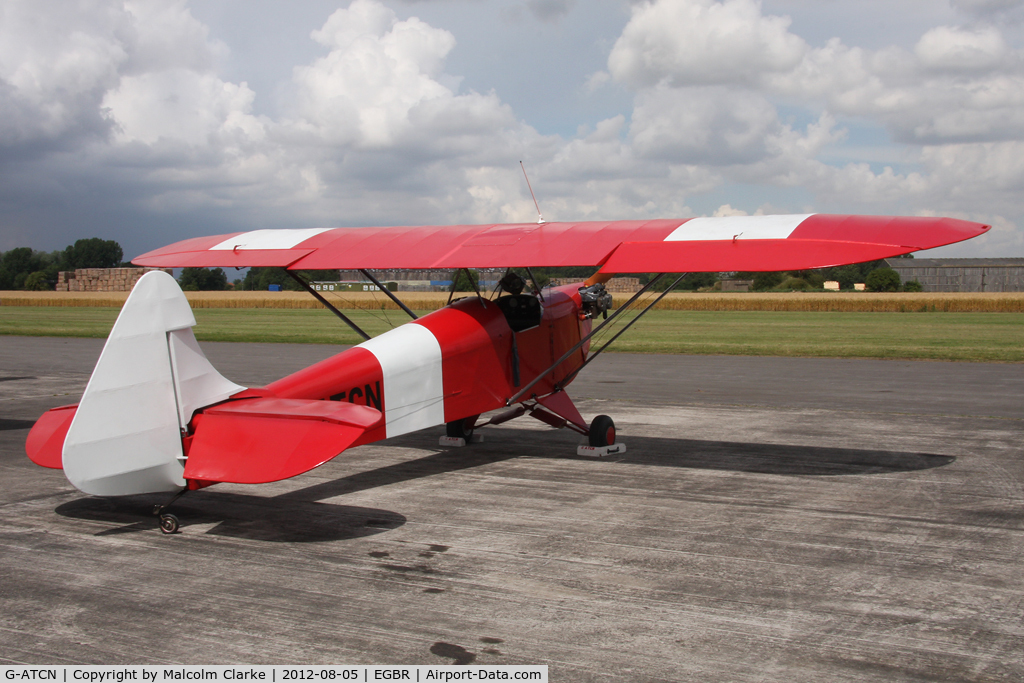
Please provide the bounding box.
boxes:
[2,666,547,683]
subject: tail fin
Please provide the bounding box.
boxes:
[61,271,243,496]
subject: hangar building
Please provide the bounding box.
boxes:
[884,258,1024,292]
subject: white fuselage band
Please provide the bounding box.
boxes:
[358,323,445,438]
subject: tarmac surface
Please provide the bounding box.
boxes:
[1,336,1022,680]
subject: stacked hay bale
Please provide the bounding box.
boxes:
[56,267,172,292]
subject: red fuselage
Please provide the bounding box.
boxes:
[260,284,592,446]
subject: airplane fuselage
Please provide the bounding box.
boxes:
[259,284,592,446]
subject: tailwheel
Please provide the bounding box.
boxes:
[159,513,180,535]
[446,415,478,440]
[153,488,187,534]
[588,414,616,447]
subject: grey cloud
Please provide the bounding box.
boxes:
[629,87,781,166]
[0,0,223,157]
[952,0,1024,15]
[526,0,577,23]
[0,80,114,156]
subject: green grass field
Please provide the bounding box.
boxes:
[1,305,1022,362]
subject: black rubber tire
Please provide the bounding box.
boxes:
[159,513,180,534]
[446,415,478,440]
[588,415,616,447]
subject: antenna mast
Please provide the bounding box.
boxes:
[520,161,545,224]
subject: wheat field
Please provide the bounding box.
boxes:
[4,290,1024,313]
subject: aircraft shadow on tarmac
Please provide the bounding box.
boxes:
[52,426,953,540]
[262,427,956,504]
[607,435,956,476]
[1,418,38,431]
[55,494,406,542]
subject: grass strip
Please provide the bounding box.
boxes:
[599,310,1024,362]
[2,306,1022,362]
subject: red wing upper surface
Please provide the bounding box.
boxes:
[133,215,989,273]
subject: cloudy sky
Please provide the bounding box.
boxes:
[2,0,1023,260]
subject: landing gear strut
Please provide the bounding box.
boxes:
[153,488,187,534]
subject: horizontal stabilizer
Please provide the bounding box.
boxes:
[25,405,77,469]
[183,397,382,484]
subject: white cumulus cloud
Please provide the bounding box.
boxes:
[915,25,1010,72]
[607,0,807,88]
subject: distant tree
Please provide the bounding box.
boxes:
[776,276,811,291]
[902,279,923,292]
[732,270,787,291]
[239,267,339,291]
[1,247,38,275]
[179,267,230,291]
[828,265,862,290]
[41,250,64,287]
[752,271,785,291]
[816,260,889,290]
[62,238,123,269]
[804,272,825,289]
[0,247,78,290]
[0,248,45,290]
[865,268,901,292]
[654,272,719,291]
[788,269,826,289]
[241,267,289,291]
[452,269,480,292]
[23,271,50,291]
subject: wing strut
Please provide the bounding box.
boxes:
[525,267,545,302]
[506,273,676,405]
[447,268,486,307]
[359,269,418,320]
[555,273,687,390]
[286,271,371,341]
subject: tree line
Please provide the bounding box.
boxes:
[533,258,918,293]
[728,257,920,292]
[0,238,125,290]
[0,238,290,292]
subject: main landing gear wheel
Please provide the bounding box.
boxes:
[588,415,616,447]
[159,513,180,535]
[446,415,478,440]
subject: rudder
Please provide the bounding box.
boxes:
[61,271,244,496]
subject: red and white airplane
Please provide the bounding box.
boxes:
[25,215,988,532]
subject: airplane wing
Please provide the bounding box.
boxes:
[132,215,989,272]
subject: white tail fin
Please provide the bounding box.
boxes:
[63,271,244,496]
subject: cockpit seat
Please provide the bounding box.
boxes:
[496,294,542,332]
